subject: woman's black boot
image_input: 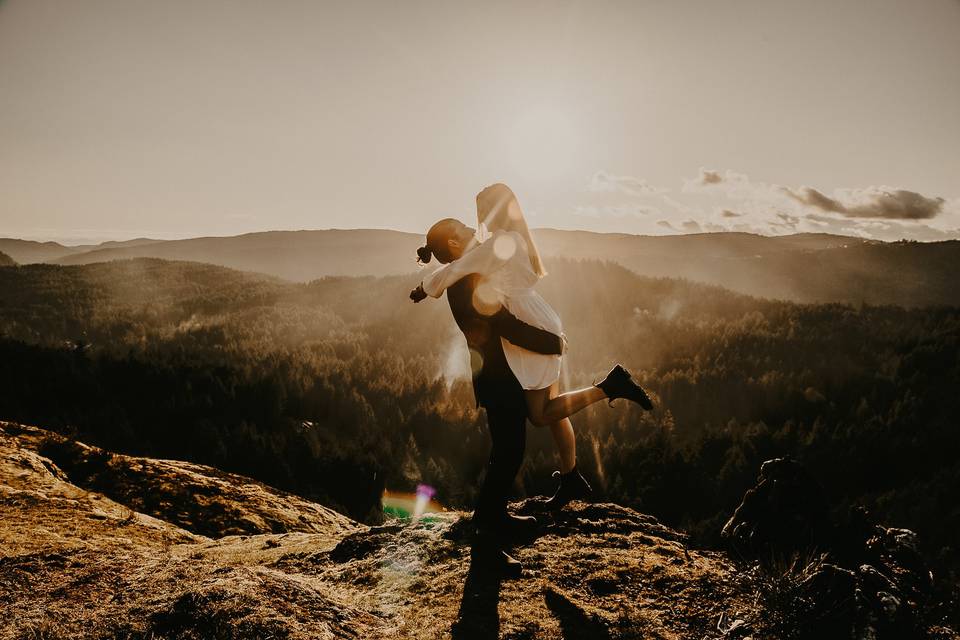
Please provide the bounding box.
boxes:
[545,467,593,511]
[595,364,654,410]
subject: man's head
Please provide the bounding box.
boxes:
[417,218,477,264]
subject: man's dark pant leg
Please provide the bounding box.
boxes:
[473,404,527,530]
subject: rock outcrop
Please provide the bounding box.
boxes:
[0,422,774,639]
[721,456,830,557]
[5,423,357,539]
[724,457,954,640]
[4,427,957,639]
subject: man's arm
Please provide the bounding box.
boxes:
[448,274,564,356]
[490,307,564,355]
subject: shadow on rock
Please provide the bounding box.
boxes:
[450,551,505,640]
[543,584,612,640]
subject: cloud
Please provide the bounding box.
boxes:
[573,204,658,218]
[803,213,960,241]
[684,169,946,221]
[656,218,705,234]
[572,206,601,219]
[661,194,704,216]
[654,167,959,241]
[769,213,800,230]
[588,171,667,196]
[781,186,945,220]
[680,166,954,239]
[683,167,751,192]
[699,169,723,185]
[804,213,835,226]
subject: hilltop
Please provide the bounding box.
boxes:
[2,422,765,639]
[0,237,161,265]
[5,422,956,639]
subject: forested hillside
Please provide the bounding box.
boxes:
[0,251,14,267]
[1,258,957,576]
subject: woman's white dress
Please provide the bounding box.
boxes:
[422,230,562,390]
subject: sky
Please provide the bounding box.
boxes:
[1,0,958,244]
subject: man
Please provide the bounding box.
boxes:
[411,220,565,575]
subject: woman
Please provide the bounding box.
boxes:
[410,184,654,509]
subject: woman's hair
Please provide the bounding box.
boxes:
[476,183,546,277]
[416,245,433,263]
[416,217,460,265]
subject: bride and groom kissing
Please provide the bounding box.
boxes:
[410,183,653,576]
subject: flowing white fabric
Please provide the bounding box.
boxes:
[423,230,562,390]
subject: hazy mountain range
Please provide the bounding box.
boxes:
[2,229,957,306]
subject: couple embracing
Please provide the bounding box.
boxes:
[410,183,653,575]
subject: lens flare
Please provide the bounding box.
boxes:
[438,333,471,389]
[592,434,606,489]
[492,233,517,261]
[414,484,435,520]
[469,348,484,376]
[471,281,502,316]
[382,485,445,522]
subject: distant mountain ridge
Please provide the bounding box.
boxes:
[53,229,419,281]
[0,237,161,264]
[2,229,957,306]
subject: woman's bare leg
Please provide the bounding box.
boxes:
[526,383,594,508]
[526,383,578,472]
[525,381,606,428]
[550,419,577,473]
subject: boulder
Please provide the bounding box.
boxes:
[721,457,830,556]
[726,457,940,639]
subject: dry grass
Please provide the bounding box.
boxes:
[2,423,774,639]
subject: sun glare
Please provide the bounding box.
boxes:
[503,103,581,181]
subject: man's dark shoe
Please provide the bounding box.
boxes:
[471,544,524,578]
[503,512,537,529]
[476,512,538,535]
[545,467,593,511]
[501,512,539,539]
[595,364,654,410]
